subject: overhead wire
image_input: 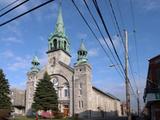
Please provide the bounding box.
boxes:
[126,0,140,98]
[82,0,125,79]
[108,0,138,96]
[92,0,125,74]
[107,0,125,48]
[71,0,124,79]
[0,0,55,27]
[0,0,21,12]
[129,0,141,90]
[93,0,137,98]
[0,0,29,18]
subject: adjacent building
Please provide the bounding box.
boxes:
[10,88,25,115]
[25,2,122,119]
[143,55,160,120]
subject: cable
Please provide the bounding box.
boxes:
[107,0,125,48]
[0,0,21,12]
[109,0,138,96]
[0,0,29,18]
[129,0,140,97]
[103,0,119,37]
[0,0,54,27]
[130,0,141,84]
[92,0,125,73]
[82,0,125,78]
[93,0,138,98]
[115,0,125,29]
[71,0,124,79]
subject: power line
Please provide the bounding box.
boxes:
[103,0,119,37]
[92,0,125,73]
[71,0,124,79]
[0,0,55,27]
[93,0,138,99]
[0,0,21,12]
[0,0,29,18]
[129,0,141,83]
[107,0,125,48]
[82,0,125,78]
[115,0,125,29]
[109,0,138,96]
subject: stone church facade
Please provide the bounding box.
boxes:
[25,2,121,119]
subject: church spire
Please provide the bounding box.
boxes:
[47,0,70,55]
[54,0,65,36]
[76,40,88,65]
[30,56,40,72]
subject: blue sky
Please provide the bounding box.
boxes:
[0,0,160,111]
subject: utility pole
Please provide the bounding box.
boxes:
[137,89,140,116]
[124,29,131,120]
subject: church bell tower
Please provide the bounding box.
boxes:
[47,1,71,70]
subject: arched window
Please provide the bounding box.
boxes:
[58,40,61,48]
[64,89,68,97]
[50,43,53,50]
[53,39,57,49]
[64,41,67,50]
[80,51,82,56]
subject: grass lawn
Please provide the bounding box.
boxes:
[13,116,72,120]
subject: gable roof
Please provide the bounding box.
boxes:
[58,61,74,72]
[92,86,120,101]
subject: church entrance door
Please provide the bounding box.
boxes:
[63,105,69,117]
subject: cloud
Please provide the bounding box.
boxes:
[88,48,99,57]
[0,0,28,13]
[7,56,30,71]
[1,37,23,44]
[1,50,14,58]
[138,0,160,11]
[77,32,88,39]
[99,35,121,49]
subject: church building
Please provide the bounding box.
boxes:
[25,2,121,119]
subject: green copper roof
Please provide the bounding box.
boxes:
[79,40,87,51]
[31,56,40,72]
[54,0,65,37]
[76,40,88,65]
[47,0,70,54]
[31,56,40,65]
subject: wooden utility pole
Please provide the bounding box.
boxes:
[137,89,140,116]
[124,30,131,120]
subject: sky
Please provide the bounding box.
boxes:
[0,0,160,112]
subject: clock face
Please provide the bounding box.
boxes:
[51,78,58,86]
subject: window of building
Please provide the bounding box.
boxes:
[64,41,67,50]
[50,43,52,49]
[80,89,82,95]
[80,83,82,89]
[64,89,68,97]
[79,101,81,108]
[79,83,82,95]
[81,101,83,108]
[53,39,57,49]
[58,40,61,48]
